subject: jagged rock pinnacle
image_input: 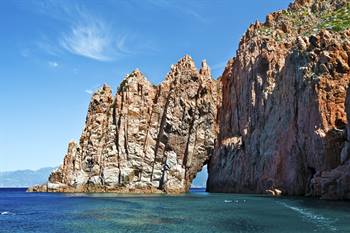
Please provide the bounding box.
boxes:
[118,68,152,93]
[175,55,196,71]
[199,59,211,77]
[129,68,143,77]
[29,55,219,194]
[94,84,112,97]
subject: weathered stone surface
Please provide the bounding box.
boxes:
[29,0,350,200]
[310,87,350,200]
[208,0,350,199]
[29,55,219,193]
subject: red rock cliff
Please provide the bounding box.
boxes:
[29,0,350,199]
[208,0,350,199]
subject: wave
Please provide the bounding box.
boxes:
[278,201,338,232]
[1,211,15,215]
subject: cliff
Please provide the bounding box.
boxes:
[30,0,350,199]
[29,56,220,193]
[208,0,350,199]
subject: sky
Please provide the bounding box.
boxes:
[0,0,292,172]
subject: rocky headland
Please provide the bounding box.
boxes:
[29,56,220,193]
[30,0,350,199]
[208,0,350,200]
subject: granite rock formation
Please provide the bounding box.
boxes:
[208,0,350,199]
[310,87,350,199]
[30,0,350,200]
[29,56,219,193]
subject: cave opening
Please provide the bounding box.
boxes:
[190,165,208,191]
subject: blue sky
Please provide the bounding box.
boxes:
[0,0,291,171]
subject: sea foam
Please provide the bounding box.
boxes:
[1,211,15,215]
[278,201,338,232]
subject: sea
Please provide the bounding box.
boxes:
[1,188,350,233]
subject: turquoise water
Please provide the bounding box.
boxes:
[1,188,350,233]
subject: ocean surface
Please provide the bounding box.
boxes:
[1,188,350,233]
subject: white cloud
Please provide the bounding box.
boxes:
[85,84,103,95]
[25,2,152,62]
[37,37,62,57]
[48,61,59,68]
[116,35,131,55]
[85,89,93,95]
[60,19,113,61]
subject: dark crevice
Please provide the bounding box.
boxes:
[183,113,195,167]
[72,160,75,172]
[113,93,124,184]
[150,86,174,182]
[184,82,202,184]
[124,122,129,161]
[99,103,112,186]
[307,166,316,192]
[87,158,94,173]
[139,102,150,182]
[137,84,143,96]
[233,73,241,135]
[186,122,200,186]
[140,93,158,181]
[138,86,152,182]
[158,150,170,189]
[293,54,308,194]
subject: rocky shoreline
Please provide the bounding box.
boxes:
[29,56,219,194]
[208,0,350,200]
[30,0,350,200]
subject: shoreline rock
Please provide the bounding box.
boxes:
[29,0,350,200]
[29,55,220,194]
[208,0,350,200]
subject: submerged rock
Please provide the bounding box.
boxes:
[266,189,283,196]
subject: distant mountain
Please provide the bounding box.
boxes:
[0,167,56,187]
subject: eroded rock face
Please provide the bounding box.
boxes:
[29,0,350,199]
[29,56,219,193]
[310,87,350,199]
[208,0,350,199]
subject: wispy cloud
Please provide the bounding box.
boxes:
[28,2,139,62]
[60,20,113,61]
[184,8,207,22]
[56,5,121,61]
[115,35,132,55]
[48,61,59,68]
[84,84,101,95]
[36,36,62,57]
[85,89,94,95]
